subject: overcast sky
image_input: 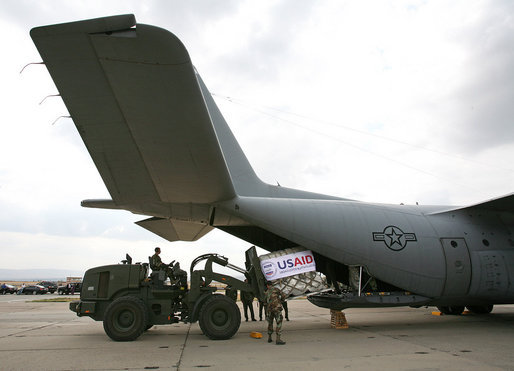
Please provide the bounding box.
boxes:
[0,0,513,276]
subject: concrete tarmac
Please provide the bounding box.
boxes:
[1,294,514,370]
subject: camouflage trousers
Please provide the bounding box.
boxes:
[267,310,283,336]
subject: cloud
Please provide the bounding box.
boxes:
[448,2,514,151]
[1,1,513,274]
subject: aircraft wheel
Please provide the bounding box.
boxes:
[103,296,148,341]
[467,305,493,314]
[199,294,241,340]
[448,306,465,315]
[437,306,464,315]
[437,306,450,314]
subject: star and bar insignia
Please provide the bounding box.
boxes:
[373,226,417,251]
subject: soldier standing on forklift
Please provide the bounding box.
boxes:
[265,281,286,345]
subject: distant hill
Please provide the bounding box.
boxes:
[0,268,84,281]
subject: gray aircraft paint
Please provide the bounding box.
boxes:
[31,15,514,309]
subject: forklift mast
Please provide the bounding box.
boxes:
[188,246,267,304]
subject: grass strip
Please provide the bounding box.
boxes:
[31,297,78,303]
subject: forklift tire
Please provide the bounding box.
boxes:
[199,294,241,340]
[103,296,148,341]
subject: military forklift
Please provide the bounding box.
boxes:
[70,247,267,341]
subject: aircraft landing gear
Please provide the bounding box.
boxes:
[437,306,464,315]
[466,305,493,314]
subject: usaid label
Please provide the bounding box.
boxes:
[260,250,316,280]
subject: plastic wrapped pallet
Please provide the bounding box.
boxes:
[259,247,329,298]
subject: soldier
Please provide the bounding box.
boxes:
[225,285,237,301]
[349,266,360,292]
[241,289,256,321]
[150,247,187,289]
[150,247,168,272]
[265,281,286,345]
[150,247,172,280]
[282,299,289,321]
[258,299,266,321]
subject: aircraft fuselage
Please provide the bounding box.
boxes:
[219,197,514,305]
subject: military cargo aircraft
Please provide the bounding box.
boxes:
[31,15,513,315]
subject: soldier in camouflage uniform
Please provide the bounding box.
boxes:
[282,299,289,321]
[265,281,286,345]
[150,247,173,279]
[150,247,187,287]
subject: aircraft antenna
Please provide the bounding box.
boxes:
[19,62,45,74]
[214,93,514,174]
[39,94,61,105]
[51,115,71,125]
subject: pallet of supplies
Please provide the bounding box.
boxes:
[259,247,328,297]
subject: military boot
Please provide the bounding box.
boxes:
[276,335,286,345]
[267,335,272,343]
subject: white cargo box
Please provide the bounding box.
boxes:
[259,247,328,298]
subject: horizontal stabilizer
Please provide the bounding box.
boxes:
[31,15,235,208]
[81,199,121,209]
[136,217,212,242]
[31,15,347,244]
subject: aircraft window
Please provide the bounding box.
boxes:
[482,239,490,246]
[450,240,458,248]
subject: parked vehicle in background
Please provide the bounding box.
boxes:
[58,282,82,295]
[36,281,58,293]
[1,284,17,294]
[19,285,48,295]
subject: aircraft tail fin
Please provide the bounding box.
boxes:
[195,72,349,201]
[195,73,270,197]
[31,15,245,209]
[31,15,345,245]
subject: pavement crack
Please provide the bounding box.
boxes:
[176,322,191,370]
[0,322,61,339]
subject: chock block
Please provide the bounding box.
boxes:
[431,311,443,316]
[330,309,349,329]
